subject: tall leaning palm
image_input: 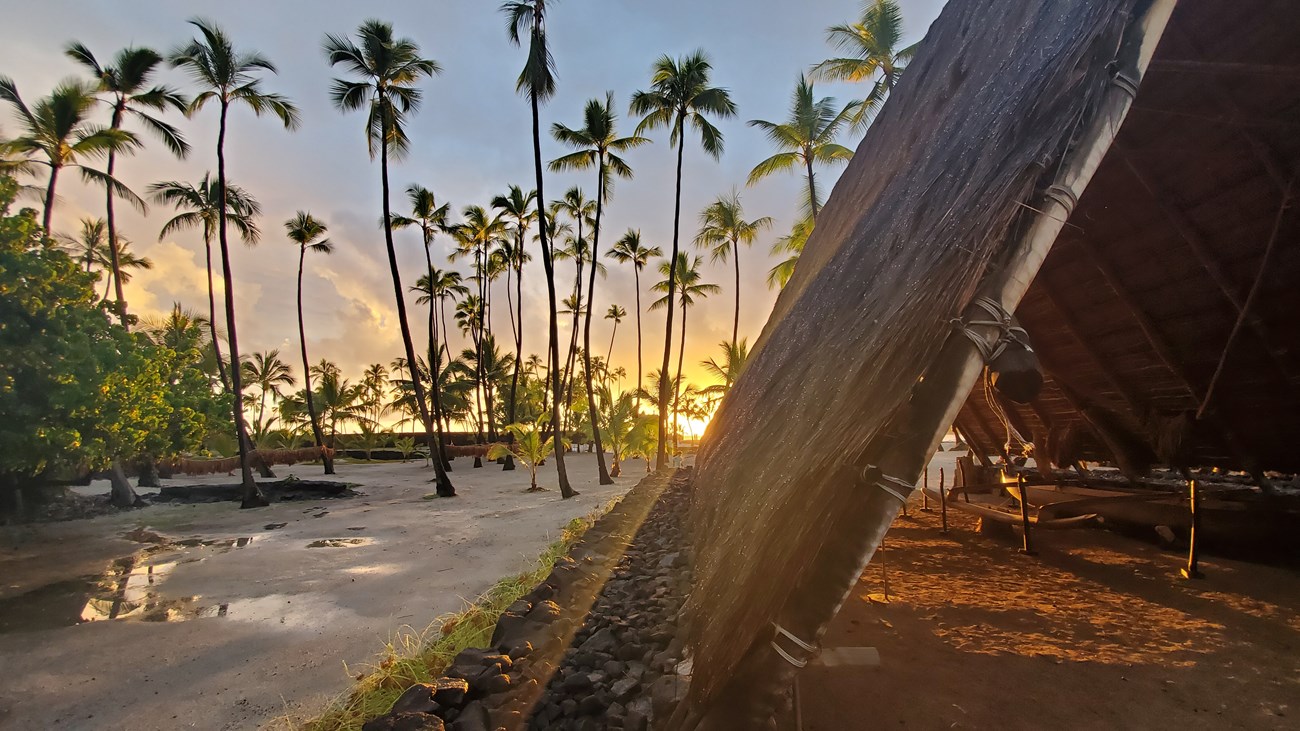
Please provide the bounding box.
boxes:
[0,77,138,235]
[630,50,735,469]
[391,185,456,471]
[747,75,857,221]
[695,191,772,346]
[503,0,576,497]
[285,212,336,475]
[66,43,190,326]
[550,91,648,485]
[608,229,661,412]
[810,0,917,129]
[171,17,299,508]
[151,174,261,394]
[324,19,455,497]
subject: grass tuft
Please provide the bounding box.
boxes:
[283,506,611,731]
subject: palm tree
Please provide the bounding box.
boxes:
[450,205,507,445]
[503,0,576,499]
[551,188,599,425]
[243,350,296,428]
[323,20,454,497]
[630,50,735,468]
[608,228,661,410]
[550,93,648,485]
[171,18,299,508]
[0,77,139,235]
[767,214,814,289]
[285,211,336,474]
[66,43,189,326]
[151,174,261,394]
[695,192,773,347]
[392,185,456,470]
[700,338,749,400]
[650,253,719,452]
[491,184,537,451]
[747,75,857,220]
[488,417,559,492]
[810,0,917,129]
[605,304,627,367]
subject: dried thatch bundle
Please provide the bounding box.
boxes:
[445,443,504,458]
[159,446,334,476]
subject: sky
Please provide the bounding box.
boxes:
[2,0,946,408]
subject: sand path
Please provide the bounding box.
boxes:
[0,453,640,730]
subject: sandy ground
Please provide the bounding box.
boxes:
[0,453,640,731]
[799,451,1300,730]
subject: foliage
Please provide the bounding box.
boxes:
[487,416,560,491]
[810,0,917,130]
[746,75,857,218]
[0,178,209,486]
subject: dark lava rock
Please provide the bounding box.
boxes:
[389,684,440,715]
[448,700,489,731]
[650,675,689,718]
[430,677,469,708]
[525,599,562,622]
[561,672,593,692]
[361,712,445,731]
[478,672,512,694]
[577,694,606,716]
[505,640,533,661]
[578,626,617,654]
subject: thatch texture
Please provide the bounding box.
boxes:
[685,0,1154,718]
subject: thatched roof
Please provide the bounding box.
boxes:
[678,0,1298,725]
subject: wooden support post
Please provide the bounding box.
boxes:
[921,467,931,511]
[1016,473,1037,555]
[880,541,889,601]
[939,467,948,534]
[1180,477,1203,579]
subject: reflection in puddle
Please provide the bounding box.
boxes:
[0,535,257,633]
[173,536,255,549]
[306,538,375,548]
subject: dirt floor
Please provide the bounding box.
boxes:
[800,457,1300,730]
[0,453,639,731]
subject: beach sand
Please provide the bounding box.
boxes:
[0,453,638,731]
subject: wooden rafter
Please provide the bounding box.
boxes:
[1116,150,1300,394]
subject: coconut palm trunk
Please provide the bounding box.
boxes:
[422,247,453,471]
[41,166,60,235]
[532,91,574,497]
[296,246,334,474]
[201,222,230,392]
[633,266,644,410]
[104,104,130,326]
[732,239,741,348]
[656,115,685,469]
[504,232,524,471]
[214,101,266,507]
[583,154,613,483]
[674,297,688,455]
[377,94,455,496]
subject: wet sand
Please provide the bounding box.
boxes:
[0,454,638,730]
[799,455,1300,730]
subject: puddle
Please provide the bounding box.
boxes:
[174,536,255,549]
[0,536,257,633]
[0,555,202,633]
[306,538,375,549]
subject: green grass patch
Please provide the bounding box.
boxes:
[285,505,612,731]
